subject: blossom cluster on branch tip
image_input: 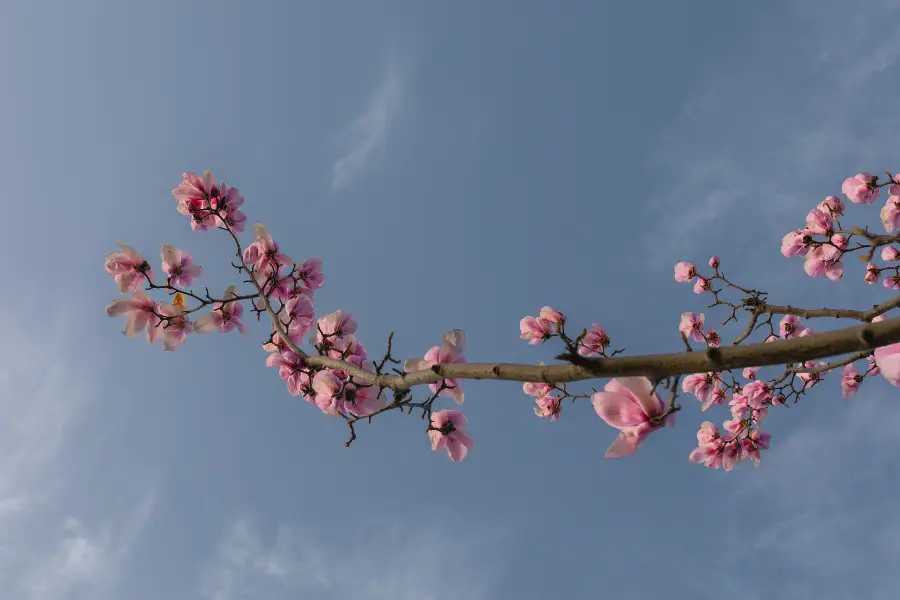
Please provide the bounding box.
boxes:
[105,167,900,468]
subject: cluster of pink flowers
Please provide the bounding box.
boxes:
[105,171,476,462]
[172,170,247,233]
[106,167,900,469]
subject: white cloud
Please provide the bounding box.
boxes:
[643,0,900,267]
[200,516,508,600]
[330,52,404,192]
[0,292,156,599]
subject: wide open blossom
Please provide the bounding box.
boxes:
[242,224,293,283]
[534,395,562,421]
[591,377,675,458]
[172,170,219,231]
[160,244,203,288]
[105,291,162,343]
[315,309,357,345]
[404,330,467,404]
[150,294,192,351]
[679,312,705,343]
[428,409,474,462]
[279,294,316,345]
[266,350,313,400]
[194,285,246,334]
[311,369,382,417]
[105,242,153,293]
[681,372,722,411]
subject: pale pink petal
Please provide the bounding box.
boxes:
[193,312,220,334]
[446,439,469,462]
[106,298,141,318]
[605,432,639,458]
[429,430,447,452]
[591,392,645,428]
[616,376,662,417]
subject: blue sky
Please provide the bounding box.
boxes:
[3,0,900,598]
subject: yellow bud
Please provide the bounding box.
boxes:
[172,292,187,309]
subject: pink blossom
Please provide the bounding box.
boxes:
[577,323,610,356]
[781,229,811,258]
[797,361,825,388]
[262,331,290,355]
[693,277,710,294]
[882,195,900,233]
[311,369,383,417]
[674,262,697,282]
[539,306,566,325]
[741,429,771,468]
[884,276,900,291]
[591,377,674,458]
[404,330,467,404]
[868,354,881,377]
[882,246,900,261]
[266,350,313,400]
[688,422,739,471]
[682,372,721,411]
[160,244,203,288]
[105,291,162,343]
[280,295,316,344]
[841,172,880,204]
[709,256,720,269]
[213,182,247,233]
[841,363,862,399]
[705,329,720,347]
[831,234,847,249]
[805,208,833,236]
[151,300,192,351]
[295,257,324,291]
[534,395,562,421]
[817,195,845,217]
[520,316,552,344]
[523,382,553,397]
[779,315,805,339]
[743,366,760,380]
[315,309,357,344]
[194,285,246,335]
[171,170,219,231]
[242,224,294,283]
[874,342,900,387]
[865,262,880,285]
[105,242,153,293]
[679,312,705,343]
[803,244,844,280]
[742,380,771,410]
[428,410,474,462]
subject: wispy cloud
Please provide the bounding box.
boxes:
[330,52,404,192]
[0,292,156,599]
[200,516,508,600]
[642,0,900,268]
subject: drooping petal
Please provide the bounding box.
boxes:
[605,431,640,458]
[106,298,141,318]
[446,438,469,462]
